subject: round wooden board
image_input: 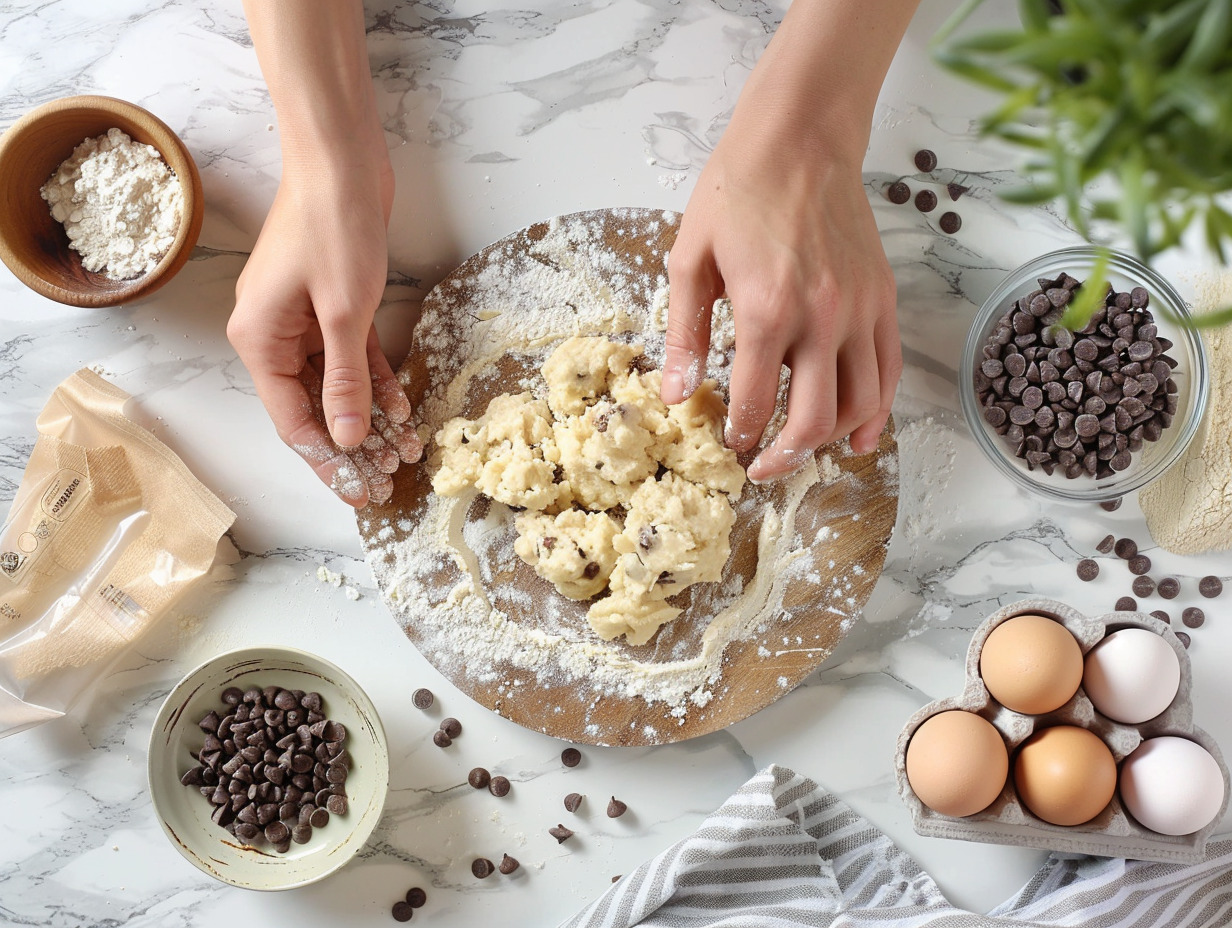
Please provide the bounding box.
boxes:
[359,207,898,746]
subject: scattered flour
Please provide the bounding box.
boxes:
[41,127,183,280]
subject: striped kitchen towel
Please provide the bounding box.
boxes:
[562,765,1232,928]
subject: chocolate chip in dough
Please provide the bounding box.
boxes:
[564,793,584,813]
[405,887,427,908]
[606,797,628,818]
[1200,576,1223,598]
[939,211,962,234]
[499,854,520,875]
[1114,538,1138,559]
[468,767,491,790]
[412,688,434,710]
[549,824,574,844]
[1158,577,1181,599]
[1077,559,1099,581]
[440,717,462,738]
[1096,534,1116,554]
[392,902,414,922]
[1115,596,1137,612]
[561,747,582,768]
[915,189,938,213]
[1182,607,1205,628]
[886,181,911,204]
[1132,575,1155,598]
[489,776,511,798]
[1128,555,1152,576]
[914,149,938,172]
[472,858,495,879]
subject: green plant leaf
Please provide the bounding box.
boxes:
[932,52,1021,93]
[1059,248,1111,331]
[930,0,988,47]
[1178,0,1232,72]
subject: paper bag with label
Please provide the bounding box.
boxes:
[0,369,235,738]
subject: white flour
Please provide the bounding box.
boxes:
[361,209,896,729]
[41,127,183,280]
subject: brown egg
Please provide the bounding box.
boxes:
[1013,725,1117,826]
[905,710,1008,818]
[979,614,1083,714]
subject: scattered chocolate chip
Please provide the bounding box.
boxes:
[499,854,520,875]
[886,181,911,204]
[1176,631,1192,648]
[1182,607,1205,628]
[392,901,414,922]
[1096,534,1116,554]
[1114,538,1138,559]
[440,718,462,738]
[1200,576,1223,598]
[1115,596,1137,612]
[432,730,452,748]
[947,182,968,201]
[915,189,938,212]
[1099,497,1123,512]
[468,767,491,789]
[611,875,622,883]
[1077,559,1099,581]
[564,792,584,813]
[1150,610,1170,624]
[914,149,938,172]
[412,688,434,710]
[1128,555,1152,576]
[1158,577,1181,599]
[939,211,961,234]
[1132,576,1155,597]
[606,797,628,818]
[561,747,582,768]
[489,776,511,798]
[406,887,427,908]
[472,857,496,879]
[549,824,574,844]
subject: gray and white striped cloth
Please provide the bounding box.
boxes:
[562,765,1232,928]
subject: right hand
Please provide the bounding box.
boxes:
[228,159,422,508]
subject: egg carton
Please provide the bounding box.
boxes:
[894,598,1230,863]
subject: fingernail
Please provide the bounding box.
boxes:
[332,413,366,448]
[661,369,685,404]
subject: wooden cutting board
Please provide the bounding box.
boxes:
[358,207,898,746]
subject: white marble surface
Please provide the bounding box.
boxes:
[3,1,1231,925]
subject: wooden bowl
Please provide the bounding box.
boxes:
[0,95,204,307]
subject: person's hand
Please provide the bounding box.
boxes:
[228,161,422,508]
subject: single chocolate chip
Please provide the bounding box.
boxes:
[947,182,968,201]
[1200,576,1223,598]
[915,189,938,212]
[1096,534,1116,554]
[406,887,427,908]
[468,767,491,789]
[326,794,348,815]
[1150,610,1170,624]
[1176,631,1192,648]
[1182,607,1205,628]
[1128,555,1152,576]
[433,730,452,748]
[561,747,582,768]
[606,797,628,818]
[1158,577,1180,599]
[489,776,511,798]
[440,718,462,738]
[412,688,434,710]
[1115,596,1137,612]
[939,211,961,234]
[472,857,496,879]
[1099,497,1122,511]
[1132,576,1155,597]
[886,181,911,204]
[1114,538,1138,559]
[564,792,584,813]
[392,902,414,922]
[310,807,329,828]
[499,854,520,875]
[1077,559,1099,581]
[914,149,938,172]
[549,824,574,844]
[221,687,244,706]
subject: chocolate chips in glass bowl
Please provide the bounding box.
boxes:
[974,271,1179,482]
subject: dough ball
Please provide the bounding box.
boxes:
[658,381,745,499]
[541,336,642,417]
[554,400,658,511]
[513,509,620,600]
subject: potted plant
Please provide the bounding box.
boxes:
[934,0,1232,326]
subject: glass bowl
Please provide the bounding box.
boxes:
[960,247,1209,503]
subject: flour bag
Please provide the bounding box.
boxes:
[0,370,234,737]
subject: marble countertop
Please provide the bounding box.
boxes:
[3,1,1231,925]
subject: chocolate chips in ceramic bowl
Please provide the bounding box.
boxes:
[180,685,350,852]
[974,274,1179,481]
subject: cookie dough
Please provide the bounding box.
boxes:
[432,337,745,644]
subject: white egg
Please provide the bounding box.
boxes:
[1120,737,1226,836]
[1082,628,1180,724]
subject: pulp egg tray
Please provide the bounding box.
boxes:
[894,598,1230,863]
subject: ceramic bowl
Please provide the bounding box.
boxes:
[0,94,203,307]
[960,247,1209,503]
[148,647,389,890]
